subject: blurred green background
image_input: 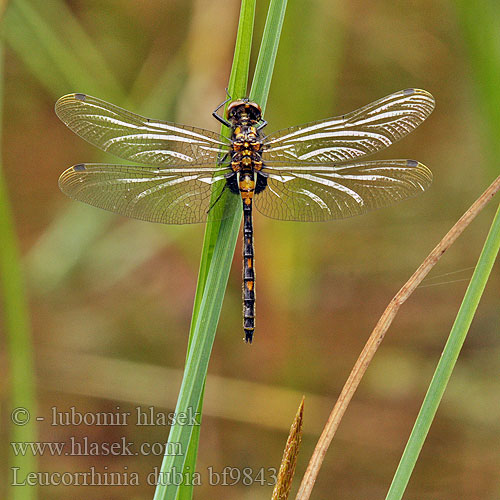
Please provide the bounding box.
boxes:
[1,0,499,499]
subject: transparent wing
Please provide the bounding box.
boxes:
[255,160,432,221]
[58,163,231,224]
[263,89,434,164]
[55,94,230,166]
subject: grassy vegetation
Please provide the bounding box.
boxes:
[0,39,38,500]
[154,1,288,499]
[386,200,500,499]
[1,1,498,499]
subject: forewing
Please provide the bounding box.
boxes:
[255,160,432,221]
[55,94,229,166]
[59,163,230,224]
[263,89,434,164]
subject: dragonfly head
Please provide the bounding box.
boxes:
[226,99,262,125]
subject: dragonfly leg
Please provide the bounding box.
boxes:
[257,119,268,132]
[206,183,228,214]
[212,92,233,128]
[217,151,229,166]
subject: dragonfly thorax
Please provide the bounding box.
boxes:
[230,123,264,173]
[232,125,260,148]
[226,99,262,125]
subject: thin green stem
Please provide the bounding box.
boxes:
[250,0,288,106]
[0,42,38,499]
[386,201,500,500]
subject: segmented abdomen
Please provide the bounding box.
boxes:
[242,202,255,342]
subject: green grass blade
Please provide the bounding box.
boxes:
[454,0,500,174]
[270,1,343,122]
[4,0,124,99]
[5,0,128,294]
[254,1,344,325]
[29,0,124,97]
[27,206,114,293]
[152,210,242,500]
[153,1,289,498]
[189,0,256,326]
[385,201,500,500]
[3,4,66,95]
[384,2,500,495]
[250,0,288,107]
[153,1,257,499]
[0,42,38,500]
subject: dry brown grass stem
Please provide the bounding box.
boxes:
[295,176,500,500]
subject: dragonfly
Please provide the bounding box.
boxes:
[56,88,435,343]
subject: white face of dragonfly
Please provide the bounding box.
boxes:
[226,99,262,126]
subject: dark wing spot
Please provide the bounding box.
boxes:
[406,160,418,167]
[73,164,86,171]
[403,88,415,95]
[75,93,87,101]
